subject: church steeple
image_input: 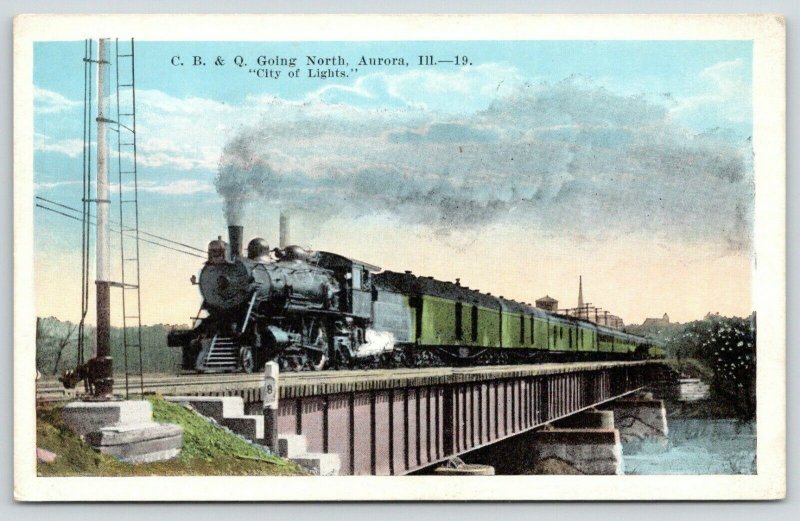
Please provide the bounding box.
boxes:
[578,275,584,309]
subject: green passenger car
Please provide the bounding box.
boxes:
[373,269,664,363]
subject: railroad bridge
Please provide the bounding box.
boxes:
[41,360,669,475]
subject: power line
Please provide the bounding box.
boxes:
[35,195,206,254]
[36,202,206,259]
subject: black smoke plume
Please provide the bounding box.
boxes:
[214,80,753,251]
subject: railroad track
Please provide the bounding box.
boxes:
[36,361,660,403]
[36,368,452,402]
[35,368,445,402]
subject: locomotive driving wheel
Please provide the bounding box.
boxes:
[239,346,255,373]
[302,318,328,371]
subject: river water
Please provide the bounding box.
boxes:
[623,417,756,475]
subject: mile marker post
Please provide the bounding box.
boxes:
[262,361,280,453]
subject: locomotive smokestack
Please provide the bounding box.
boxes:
[279,211,289,248]
[228,225,243,259]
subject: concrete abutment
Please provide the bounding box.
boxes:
[62,400,183,464]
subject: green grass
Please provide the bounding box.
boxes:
[36,396,306,476]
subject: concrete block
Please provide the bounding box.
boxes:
[532,428,623,475]
[87,422,184,464]
[99,437,183,464]
[62,400,152,436]
[85,422,183,446]
[124,448,182,464]
[165,396,244,422]
[165,396,264,442]
[274,434,340,474]
[610,399,669,446]
[277,434,308,459]
[292,453,341,476]
[221,415,264,441]
[677,379,710,401]
[277,435,305,458]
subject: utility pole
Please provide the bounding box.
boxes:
[61,38,184,464]
[93,38,113,399]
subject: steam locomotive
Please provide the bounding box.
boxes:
[167,226,665,373]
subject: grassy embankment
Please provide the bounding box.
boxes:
[36,395,306,476]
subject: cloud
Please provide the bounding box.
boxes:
[34,87,81,114]
[308,63,523,113]
[34,133,84,158]
[132,89,251,171]
[671,59,752,130]
[33,179,83,191]
[216,78,753,252]
[116,179,214,195]
[35,88,259,171]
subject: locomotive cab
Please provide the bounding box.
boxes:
[313,251,380,318]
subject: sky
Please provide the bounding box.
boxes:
[32,40,754,326]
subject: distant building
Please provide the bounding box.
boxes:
[562,305,624,329]
[535,295,559,312]
[557,276,625,329]
[641,313,670,328]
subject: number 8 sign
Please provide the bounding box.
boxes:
[263,361,280,410]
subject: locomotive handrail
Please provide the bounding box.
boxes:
[191,300,205,329]
[240,292,258,333]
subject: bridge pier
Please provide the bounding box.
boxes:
[528,427,623,475]
[461,409,623,475]
[608,395,669,447]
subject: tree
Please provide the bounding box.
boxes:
[51,322,77,375]
[666,314,756,419]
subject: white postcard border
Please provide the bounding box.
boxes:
[13,13,786,501]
